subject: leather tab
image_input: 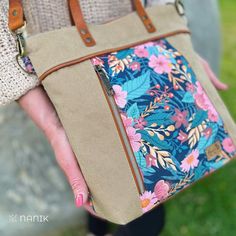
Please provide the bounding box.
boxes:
[8,0,24,32]
[68,0,96,47]
[133,0,156,33]
[8,0,156,46]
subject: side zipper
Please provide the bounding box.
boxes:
[94,65,145,195]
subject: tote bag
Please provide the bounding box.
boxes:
[8,0,236,224]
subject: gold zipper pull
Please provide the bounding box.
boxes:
[95,65,115,96]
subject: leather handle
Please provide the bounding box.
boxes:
[132,0,156,33]
[8,0,156,47]
[68,0,156,47]
[67,0,96,47]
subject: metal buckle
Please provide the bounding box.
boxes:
[16,53,35,75]
[13,22,34,75]
[16,33,26,57]
[175,0,185,16]
[14,21,27,57]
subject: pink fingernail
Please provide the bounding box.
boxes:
[75,194,83,208]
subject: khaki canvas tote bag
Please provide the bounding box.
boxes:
[8,0,236,224]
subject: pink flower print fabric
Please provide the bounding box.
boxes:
[91,38,236,212]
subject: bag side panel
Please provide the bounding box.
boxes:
[42,61,143,224]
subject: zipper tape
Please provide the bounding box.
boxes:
[95,64,145,194]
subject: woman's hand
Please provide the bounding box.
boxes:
[198,55,228,90]
[17,85,98,216]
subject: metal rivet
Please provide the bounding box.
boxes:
[85,37,92,43]
[80,29,87,35]
[142,15,148,21]
[12,9,18,16]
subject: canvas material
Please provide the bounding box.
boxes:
[25,4,189,77]
[24,4,236,224]
[90,38,236,213]
[41,61,143,224]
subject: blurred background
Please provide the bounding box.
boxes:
[0,0,235,236]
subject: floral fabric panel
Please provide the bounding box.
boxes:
[91,39,236,213]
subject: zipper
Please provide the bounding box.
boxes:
[94,65,115,96]
[39,30,190,81]
[94,65,145,194]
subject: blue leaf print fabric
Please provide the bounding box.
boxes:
[91,39,236,213]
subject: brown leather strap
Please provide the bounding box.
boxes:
[8,0,24,31]
[68,0,156,46]
[133,0,156,33]
[68,0,96,47]
[8,0,156,46]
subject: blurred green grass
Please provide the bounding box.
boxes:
[161,1,236,235]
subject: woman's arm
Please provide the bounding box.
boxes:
[17,85,97,215]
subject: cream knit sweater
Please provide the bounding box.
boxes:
[0,0,174,105]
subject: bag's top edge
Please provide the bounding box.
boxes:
[39,30,190,81]
[25,4,189,79]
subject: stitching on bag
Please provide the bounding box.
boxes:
[39,30,190,82]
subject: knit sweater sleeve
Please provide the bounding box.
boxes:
[0,1,39,106]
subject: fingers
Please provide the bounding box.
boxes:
[84,201,98,216]
[18,86,89,207]
[198,56,228,91]
[204,62,228,90]
[84,201,106,220]
[49,127,89,207]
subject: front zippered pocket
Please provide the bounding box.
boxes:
[91,38,236,214]
[94,65,145,195]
